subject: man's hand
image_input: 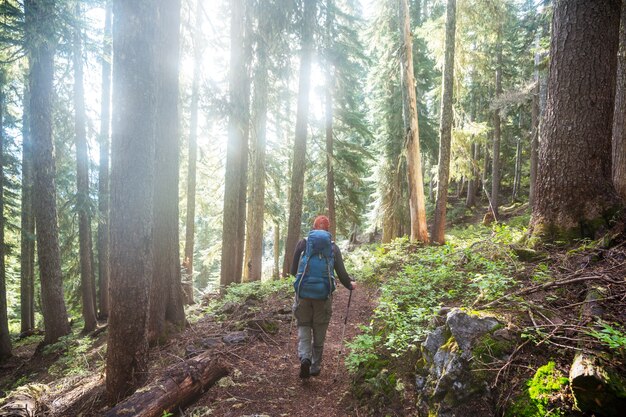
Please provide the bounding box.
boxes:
[350,281,357,291]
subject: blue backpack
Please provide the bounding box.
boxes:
[294,230,336,300]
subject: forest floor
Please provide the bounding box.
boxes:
[0,279,382,417]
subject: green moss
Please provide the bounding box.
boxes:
[472,334,514,364]
[505,361,568,417]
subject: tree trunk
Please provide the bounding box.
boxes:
[273,222,280,279]
[106,0,158,402]
[400,0,428,243]
[73,3,98,333]
[243,16,269,282]
[491,35,503,220]
[612,1,626,202]
[221,0,247,287]
[0,71,11,361]
[512,138,522,201]
[20,79,35,333]
[149,0,185,345]
[529,34,540,207]
[25,0,71,347]
[104,356,229,417]
[97,0,112,320]
[282,0,316,275]
[431,0,456,244]
[325,73,337,238]
[531,0,621,240]
[183,0,202,302]
[466,142,478,208]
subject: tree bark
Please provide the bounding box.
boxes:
[221,0,247,287]
[183,0,202,302]
[491,34,503,220]
[282,0,316,275]
[325,73,337,239]
[149,0,185,345]
[612,1,626,202]
[20,78,35,333]
[400,0,428,243]
[25,0,71,347]
[97,0,112,320]
[466,142,478,208]
[273,222,280,279]
[0,71,11,361]
[73,3,98,333]
[104,356,229,417]
[512,138,522,201]
[106,0,158,402]
[531,0,621,240]
[529,35,540,207]
[243,16,269,283]
[431,0,456,244]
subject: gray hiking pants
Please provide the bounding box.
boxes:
[294,297,333,372]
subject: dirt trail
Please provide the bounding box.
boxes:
[190,285,377,417]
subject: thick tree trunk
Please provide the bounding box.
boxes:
[529,35,540,207]
[20,80,35,333]
[491,36,503,220]
[104,356,229,417]
[0,72,11,361]
[531,0,621,240]
[282,0,316,275]
[97,0,112,320]
[25,0,71,346]
[149,0,185,345]
[612,1,626,202]
[400,0,428,243]
[106,0,158,402]
[73,3,98,333]
[243,20,269,283]
[431,0,456,244]
[183,0,202,302]
[221,0,247,286]
[325,74,337,238]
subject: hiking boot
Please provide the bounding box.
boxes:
[310,366,321,377]
[299,358,311,378]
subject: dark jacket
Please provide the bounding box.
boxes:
[290,238,354,291]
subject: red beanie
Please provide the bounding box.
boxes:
[313,215,330,231]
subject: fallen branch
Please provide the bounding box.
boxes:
[104,354,229,417]
[478,275,615,310]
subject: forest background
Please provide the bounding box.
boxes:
[1,0,626,413]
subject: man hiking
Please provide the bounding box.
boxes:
[290,215,356,379]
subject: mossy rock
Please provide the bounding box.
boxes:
[506,361,569,417]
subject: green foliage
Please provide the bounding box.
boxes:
[346,219,524,408]
[207,278,293,316]
[587,321,626,358]
[506,361,569,417]
[43,334,104,378]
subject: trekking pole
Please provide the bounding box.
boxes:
[333,289,353,382]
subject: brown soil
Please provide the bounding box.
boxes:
[188,285,378,417]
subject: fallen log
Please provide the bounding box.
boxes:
[0,384,49,417]
[104,354,229,417]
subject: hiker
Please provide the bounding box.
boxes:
[290,215,356,379]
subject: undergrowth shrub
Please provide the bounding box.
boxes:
[346,219,525,411]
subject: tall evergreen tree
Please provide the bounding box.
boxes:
[0,70,11,361]
[73,2,97,333]
[25,0,71,346]
[106,0,158,401]
[400,0,428,243]
[282,0,316,275]
[183,0,202,301]
[531,0,620,240]
[97,0,112,320]
[149,0,185,343]
[221,0,247,287]
[20,78,35,333]
[431,0,456,244]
